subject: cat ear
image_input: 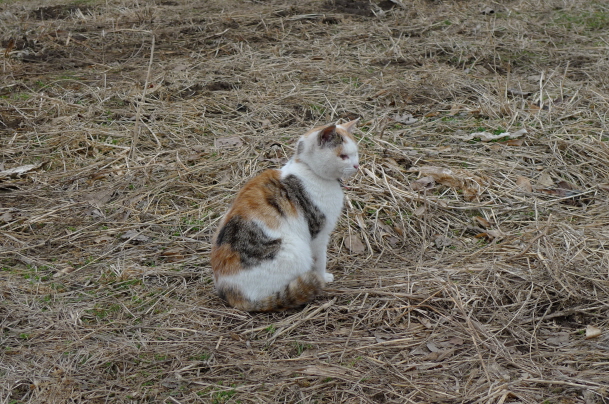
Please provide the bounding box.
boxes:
[339,118,359,134]
[318,125,341,148]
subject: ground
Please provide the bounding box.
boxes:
[1,0,609,403]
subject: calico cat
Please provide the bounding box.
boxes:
[210,119,360,311]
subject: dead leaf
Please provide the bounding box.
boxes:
[434,146,452,153]
[4,38,15,58]
[410,166,457,186]
[344,234,365,253]
[488,144,502,152]
[121,229,150,242]
[376,222,393,234]
[353,213,367,230]
[409,166,485,202]
[85,189,114,206]
[457,128,527,142]
[369,88,390,99]
[377,221,399,246]
[447,336,464,346]
[411,176,435,191]
[546,332,570,346]
[585,325,601,340]
[386,236,400,247]
[419,318,432,329]
[556,180,577,191]
[426,342,440,352]
[434,235,453,248]
[53,266,76,277]
[485,229,505,241]
[374,332,386,343]
[422,351,442,361]
[0,162,45,180]
[392,113,418,125]
[160,375,181,389]
[475,229,505,242]
[507,88,532,97]
[437,349,456,361]
[500,138,524,146]
[215,136,243,149]
[161,247,186,262]
[473,216,491,228]
[410,347,428,356]
[448,104,461,116]
[0,212,13,222]
[539,182,588,206]
[536,172,554,188]
[516,176,533,192]
[93,235,114,244]
[413,206,426,216]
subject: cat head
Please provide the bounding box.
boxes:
[295,119,360,181]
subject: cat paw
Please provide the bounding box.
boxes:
[323,272,334,283]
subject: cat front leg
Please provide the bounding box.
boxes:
[311,235,333,283]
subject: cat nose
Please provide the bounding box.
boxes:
[354,164,360,170]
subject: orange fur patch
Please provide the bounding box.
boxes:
[224,169,297,229]
[336,126,356,143]
[217,285,249,310]
[334,144,346,157]
[210,244,242,277]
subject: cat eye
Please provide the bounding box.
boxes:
[339,154,349,160]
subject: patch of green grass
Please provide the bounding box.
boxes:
[492,127,505,136]
[39,295,52,303]
[21,265,52,283]
[308,103,326,116]
[347,356,363,367]
[86,303,121,320]
[71,0,97,5]
[554,8,609,31]
[212,388,237,404]
[197,382,240,403]
[340,76,361,87]
[190,353,211,361]
[10,92,32,100]
[293,341,312,356]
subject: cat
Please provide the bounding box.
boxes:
[210,119,360,311]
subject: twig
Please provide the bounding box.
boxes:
[130,32,155,162]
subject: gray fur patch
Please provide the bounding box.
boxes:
[264,176,289,217]
[318,125,343,149]
[282,175,326,238]
[216,215,281,267]
[296,141,304,155]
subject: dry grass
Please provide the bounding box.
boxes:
[1,0,609,403]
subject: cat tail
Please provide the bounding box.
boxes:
[218,271,324,312]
